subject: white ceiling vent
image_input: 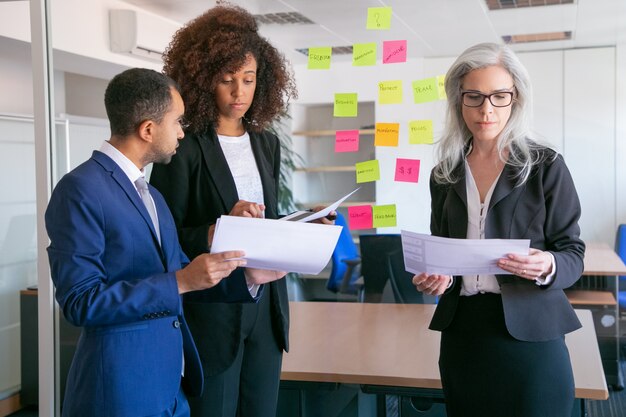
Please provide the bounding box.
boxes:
[109,9,180,62]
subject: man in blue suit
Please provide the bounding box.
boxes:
[45,68,257,417]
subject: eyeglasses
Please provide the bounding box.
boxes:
[461,89,515,108]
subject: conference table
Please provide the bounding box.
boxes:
[281,301,608,416]
[581,242,626,389]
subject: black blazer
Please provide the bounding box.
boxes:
[150,128,289,376]
[429,147,585,342]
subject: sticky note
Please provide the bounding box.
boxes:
[307,47,332,70]
[353,43,377,66]
[334,93,358,117]
[395,158,420,183]
[412,77,439,104]
[355,160,380,183]
[373,204,397,228]
[408,120,434,144]
[383,40,407,64]
[378,80,403,104]
[374,123,399,147]
[335,130,359,152]
[437,75,447,99]
[348,205,373,230]
[366,7,392,30]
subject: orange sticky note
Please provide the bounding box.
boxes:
[395,158,420,183]
[348,205,373,230]
[375,123,399,147]
[335,130,359,152]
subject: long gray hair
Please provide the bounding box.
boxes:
[434,42,551,186]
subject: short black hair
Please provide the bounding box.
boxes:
[104,68,180,137]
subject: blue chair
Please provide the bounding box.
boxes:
[326,212,361,295]
[615,224,626,310]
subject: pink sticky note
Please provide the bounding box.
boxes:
[383,40,407,64]
[348,205,373,230]
[394,158,420,183]
[335,130,360,152]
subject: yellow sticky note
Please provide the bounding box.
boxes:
[437,75,447,99]
[366,7,392,30]
[378,80,403,104]
[375,123,400,147]
[308,47,332,70]
[408,120,434,144]
[356,160,380,183]
[412,77,439,104]
[373,204,397,228]
[334,93,358,117]
[353,43,377,66]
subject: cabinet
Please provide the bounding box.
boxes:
[290,102,376,230]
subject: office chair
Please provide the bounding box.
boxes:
[616,224,626,314]
[326,212,361,295]
[387,249,425,304]
[359,234,404,303]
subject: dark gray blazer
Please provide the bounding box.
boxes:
[150,128,289,376]
[428,147,585,342]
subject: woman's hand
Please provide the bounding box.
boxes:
[412,273,452,296]
[229,200,265,218]
[310,205,336,225]
[497,248,553,281]
[245,268,288,285]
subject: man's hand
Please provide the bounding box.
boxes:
[176,251,246,294]
[412,273,451,296]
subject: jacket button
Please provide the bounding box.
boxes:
[173,320,180,329]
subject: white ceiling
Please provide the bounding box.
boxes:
[122,0,626,65]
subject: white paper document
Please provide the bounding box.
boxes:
[401,230,530,276]
[281,188,360,222]
[211,215,342,274]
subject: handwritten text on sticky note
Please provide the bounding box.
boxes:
[408,120,434,144]
[353,43,377,66]
[355,160,380,183]
[378,80,403,104]
[373,204,397,228]
[375,123,400,147]
[437,75,446,99]
[383,40,407,64]
[366,7,392,30]
[335,130,359,153]
[334,93,358,117]
[395,158,420,183]
[348,205,373,230]
[412,77,439,104]
[308,47,331,70]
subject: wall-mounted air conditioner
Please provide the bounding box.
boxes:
[109,9,180,62]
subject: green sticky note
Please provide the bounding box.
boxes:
[308,47,332,70]
[412,77,439,104]
[334,93,358,117]
[437,75,447,99]
[353,43,377,66]
[408,120,434,144]
[378,80,403,104]
[366,7,392,30]
[355,159,380,183]
[373,204,397,228]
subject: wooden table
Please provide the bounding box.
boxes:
[281,302,608,407]
[581,242,626,389]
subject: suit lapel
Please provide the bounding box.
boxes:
[488,163,517,211]
[249,131,278,218]
[92,151,165,261]
[196,130,240,211]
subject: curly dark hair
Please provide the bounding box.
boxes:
[163,3,297,134]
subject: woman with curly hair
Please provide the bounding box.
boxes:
[150,4,300,417]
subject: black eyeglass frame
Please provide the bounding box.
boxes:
[460,89,516,108]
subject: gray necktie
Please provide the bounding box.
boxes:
[135,177,161,245]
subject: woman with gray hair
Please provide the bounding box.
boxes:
[412,42,585,416]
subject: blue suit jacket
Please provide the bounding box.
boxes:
[45,151,255,417]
